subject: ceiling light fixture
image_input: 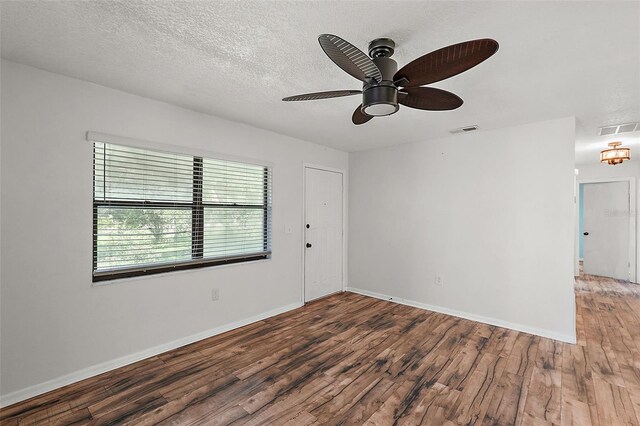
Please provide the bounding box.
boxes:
[600,142,630,165]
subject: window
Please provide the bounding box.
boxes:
[93,142,272,282]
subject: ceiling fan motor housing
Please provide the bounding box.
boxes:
[362,48,399,116]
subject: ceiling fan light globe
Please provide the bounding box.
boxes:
[363,103,398,116]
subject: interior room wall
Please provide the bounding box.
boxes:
[348,117,577,343]
[578,160,640,181]
[0,60,348,404]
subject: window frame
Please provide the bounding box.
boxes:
[92,143,272,283]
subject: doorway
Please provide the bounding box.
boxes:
[303,166,344,302]
[578,178,637,282]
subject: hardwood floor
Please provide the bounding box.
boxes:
[2,275,640,425]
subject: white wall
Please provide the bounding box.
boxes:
[348,117,577,343]
[0,60,348,403]
[578,160,640,180]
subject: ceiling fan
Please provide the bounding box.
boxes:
[283,35,499,125]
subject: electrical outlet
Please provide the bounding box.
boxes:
[435,275,443,287]
[212,288,220,301]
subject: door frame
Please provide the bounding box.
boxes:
[302,163,347,303]
[577,177,637,283]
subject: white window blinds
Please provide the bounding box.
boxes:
[93,141,272,281]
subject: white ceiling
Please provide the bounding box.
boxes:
[1,1,639,161]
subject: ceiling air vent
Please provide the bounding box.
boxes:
[450,125,479,134]
[597,122,639,136]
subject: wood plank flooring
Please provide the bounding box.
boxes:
[2,274,640,425]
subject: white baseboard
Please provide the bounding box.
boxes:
[0,301,303,408]
[346,287,576,344]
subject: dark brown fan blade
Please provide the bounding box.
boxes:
[283,90,361,101]
[395,39,498,87]
[398,87,463,111]
[319,34,382,83]
[352,105,373,125]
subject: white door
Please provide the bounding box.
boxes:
[583,181,629,280]
[304,167,343,301]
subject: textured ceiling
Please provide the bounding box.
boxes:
[1,1,639,160]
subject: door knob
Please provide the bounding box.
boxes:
[583,232,589,236]
[306,243,312,248]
